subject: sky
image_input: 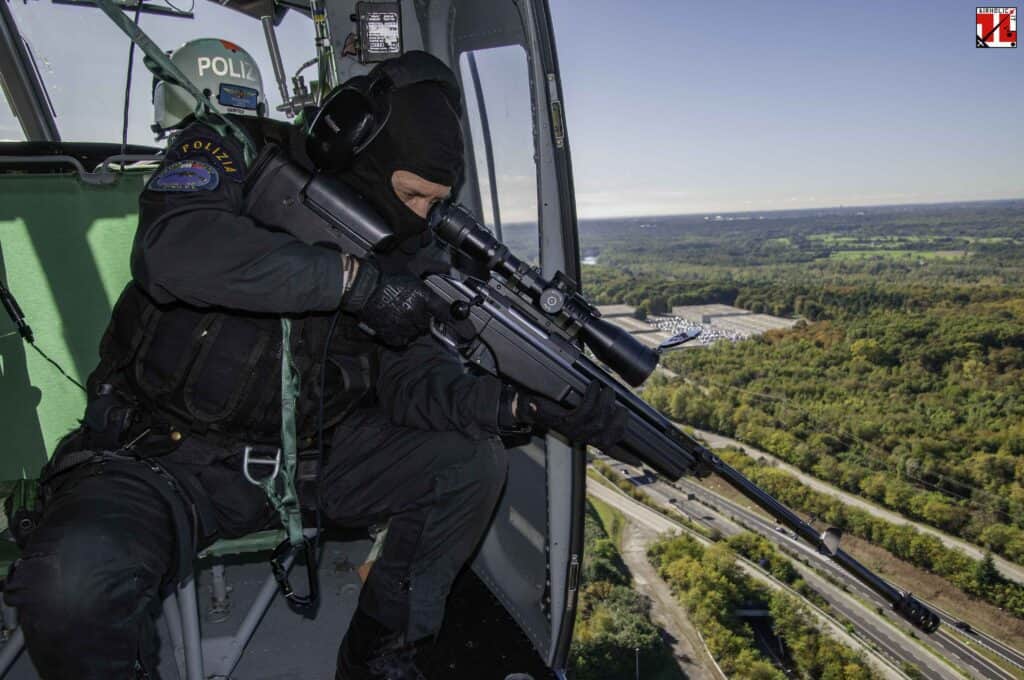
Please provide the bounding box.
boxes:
[548,0,1023,217]
[1,0,1021,219]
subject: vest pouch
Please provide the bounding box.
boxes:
[134,307,213,398]
[95,285,161,380]
[314,353,376,432]
[183,315,274,425]
[5,478,41,548]
[328,354,372,396]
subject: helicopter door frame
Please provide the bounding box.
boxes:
[521,0,581,288]
[446,0,584,671]
[516,1,584,670]
[0,0,60,141]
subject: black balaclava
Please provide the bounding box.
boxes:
[339,81,464,249]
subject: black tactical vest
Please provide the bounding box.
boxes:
[90,282,378,445]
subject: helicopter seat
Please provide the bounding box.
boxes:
[162,528,315,680]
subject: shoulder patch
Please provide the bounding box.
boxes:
[166,123,249,181]
[147,160,221,193]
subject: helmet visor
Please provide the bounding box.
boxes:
[218,83,260,111]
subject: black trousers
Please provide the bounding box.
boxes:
[4,409,508,679]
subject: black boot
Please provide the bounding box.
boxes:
[336,606,427,680]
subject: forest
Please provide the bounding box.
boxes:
[564,200,1024,569]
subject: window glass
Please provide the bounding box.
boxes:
[458,45,538,263]
[7,2,315,144]
[0,82,26,141]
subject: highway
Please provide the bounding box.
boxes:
[691,426,1024,587]
[597,459,1024,680]
[660,459,1024,675]
[587,479,908,680]
[599,469,964,680]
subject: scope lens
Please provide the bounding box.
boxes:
[581,317,659,386]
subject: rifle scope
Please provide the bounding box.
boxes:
[428,202,660,386]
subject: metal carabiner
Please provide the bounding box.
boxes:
[242,445,281,485]
[270,536,320,613]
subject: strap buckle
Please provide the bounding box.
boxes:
[270,536,320,612]
[242,445,282,485]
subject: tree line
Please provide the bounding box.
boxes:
[648,532,879,679]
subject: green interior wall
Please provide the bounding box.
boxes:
[0,172,146,481]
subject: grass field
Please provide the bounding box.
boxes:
[829,249,966,260]
[588,494,626,549]
[964,236,1023,244]
[804,231,983,261]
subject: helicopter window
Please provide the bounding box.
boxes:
[6,2,313,144]
[0,84,26,141]
[459,45,539,264]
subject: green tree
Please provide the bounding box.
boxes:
[973,551,1000,593]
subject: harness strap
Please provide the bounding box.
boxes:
[252,319,303,548]
[249,319,320,612]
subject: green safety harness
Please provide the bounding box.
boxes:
[94,0,316,609]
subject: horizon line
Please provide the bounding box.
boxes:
[570,195,1024,223]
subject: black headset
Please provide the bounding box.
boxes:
[306,51,461,173]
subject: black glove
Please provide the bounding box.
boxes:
[509,381,628,451]
[342,259,438,347]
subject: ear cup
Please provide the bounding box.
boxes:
[307,79,390,172]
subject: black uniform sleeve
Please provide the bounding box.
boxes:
[373,334,505,439]
[131,122,344,314]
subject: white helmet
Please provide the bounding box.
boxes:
[153,38,266,132]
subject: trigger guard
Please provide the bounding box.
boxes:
[430,319,459,352]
